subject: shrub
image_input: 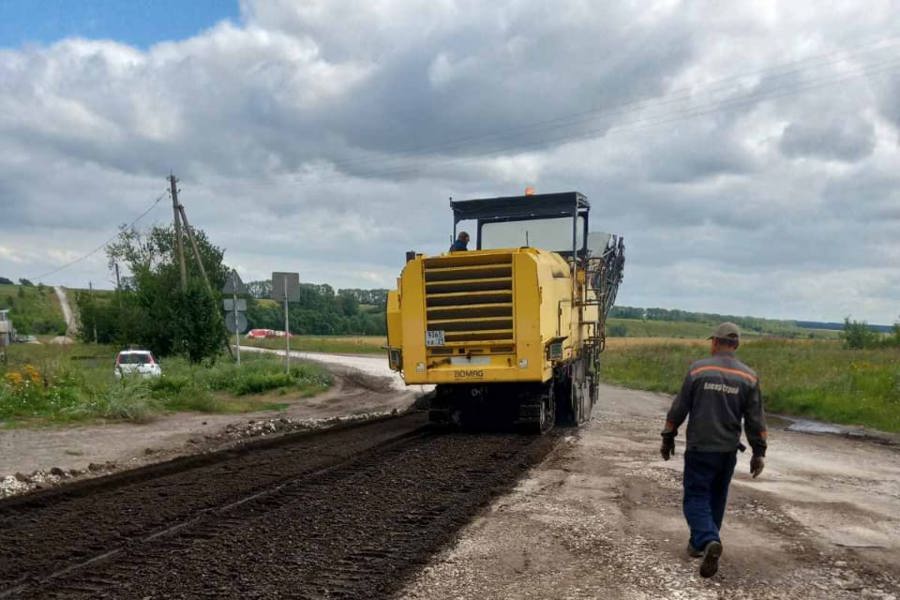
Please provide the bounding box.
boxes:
[148,374,192,398]
[841,318,879,349]
[230,371,295,395]
[86,378,158,422]
[608,323,628,337]
[1,363,90,420]
[1,344,331,424]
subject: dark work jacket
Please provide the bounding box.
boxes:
[449,240,468,251]
[663,351,767,456]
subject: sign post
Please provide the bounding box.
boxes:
[283,277,289,372]
[223,270,248,366]
[232,273,240,366]
[271,272,300,374]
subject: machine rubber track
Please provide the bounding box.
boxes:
[515,383,555,434]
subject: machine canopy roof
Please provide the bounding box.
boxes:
[450,192,589,223]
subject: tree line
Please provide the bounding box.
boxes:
[609,305,803,334]
[75,225,228,363]
[74,223,389,363]
[244,282,387,336]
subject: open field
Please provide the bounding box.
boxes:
[606,317,841,339]
[243,335,386,354]
[601,338,900,433]
[605,336,704,349]
[0,343,332,426]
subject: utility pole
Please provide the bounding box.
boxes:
[176,185,235,360]
[283,277,291,374]
[177,205,213,297]
[169,174,188,291]
[114,263,121,290]
[89,281,98,344]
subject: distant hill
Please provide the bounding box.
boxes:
[0,283,67,335]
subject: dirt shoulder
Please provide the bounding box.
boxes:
[401,384,900,599]
[0,363,419,497]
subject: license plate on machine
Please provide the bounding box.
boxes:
[425,330,446,347]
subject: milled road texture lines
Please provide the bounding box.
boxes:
[0,412,557,599]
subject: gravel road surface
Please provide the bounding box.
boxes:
[52,285,76,336]
[401,384,900,599]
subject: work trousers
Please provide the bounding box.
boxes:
[683,450,737,550]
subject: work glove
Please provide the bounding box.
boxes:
[660,434,676,461]
[750,455,765,478]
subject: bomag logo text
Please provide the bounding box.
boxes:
[454,369,484,379]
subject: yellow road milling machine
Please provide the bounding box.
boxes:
[386,191,625,433]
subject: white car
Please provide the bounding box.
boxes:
[114,350,162,380]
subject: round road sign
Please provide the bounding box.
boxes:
[225,312,248,334]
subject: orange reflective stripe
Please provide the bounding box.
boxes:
[690,365,757,384]
[759,430,768,438]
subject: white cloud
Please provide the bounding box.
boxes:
[1,0,899,323]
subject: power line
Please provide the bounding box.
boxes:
[29,192,166,282]
[314,55,900,182]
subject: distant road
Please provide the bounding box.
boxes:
[54,286,77,336]
[240,345,433,396]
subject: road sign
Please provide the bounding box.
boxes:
[271,271,299,373]
[222,271,247,295]
[271,272,300,302]
[223,298,247,312]
[225,312,248,334]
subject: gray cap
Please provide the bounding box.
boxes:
[708,322,740,341]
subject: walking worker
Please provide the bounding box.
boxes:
[450,231,470,252]
[660,322,767,578]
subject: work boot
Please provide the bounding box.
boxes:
[686,543,703,558]
[699,540,722,578]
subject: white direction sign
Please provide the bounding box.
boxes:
[223,298,248,312]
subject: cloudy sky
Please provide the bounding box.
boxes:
[1,0,899,323]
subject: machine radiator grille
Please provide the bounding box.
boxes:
[423,253,514,345]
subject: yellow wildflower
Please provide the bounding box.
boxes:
[4,371,24,388]
[23,364,41,385]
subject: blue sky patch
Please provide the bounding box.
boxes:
[0,0,239,48]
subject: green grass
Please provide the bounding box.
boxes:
[606,317,840,340]
[0,343,332,426]
[0,283,67,335]
[243,335,386,355]
[69,287,115,299]
[607,318,719,339]
[600,339,900,433]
